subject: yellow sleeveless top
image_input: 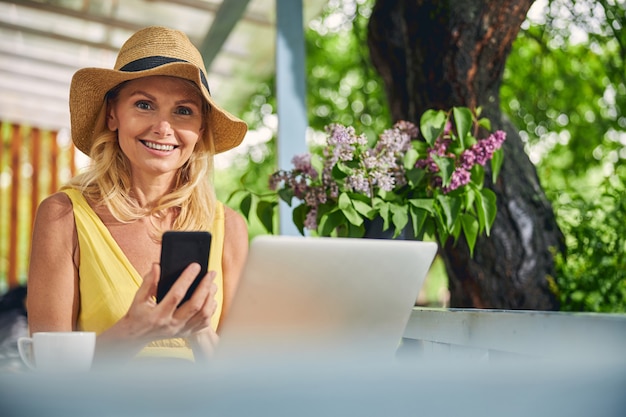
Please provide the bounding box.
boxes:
[63,188,225,361]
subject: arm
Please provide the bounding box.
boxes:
[220,206,249,323]
[189,206,249,360]
[27,193,80,334]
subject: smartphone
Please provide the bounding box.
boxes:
[156,231,212,305]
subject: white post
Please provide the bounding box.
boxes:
[276,0,308,236]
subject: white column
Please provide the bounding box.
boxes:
[276,0,308,236]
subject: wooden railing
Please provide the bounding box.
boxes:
[400,307,626,361]
[0,122,77,292]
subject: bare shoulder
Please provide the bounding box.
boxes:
[35,192,74,223]
[31,191,77,259]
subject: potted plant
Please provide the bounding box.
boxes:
[240,107,506,256]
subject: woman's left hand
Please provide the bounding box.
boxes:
[189,328,220,363]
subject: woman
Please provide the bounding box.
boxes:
[26,26,249,364]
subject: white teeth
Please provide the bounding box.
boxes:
[143,141,175,151]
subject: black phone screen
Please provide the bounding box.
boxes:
[156,231,212,305]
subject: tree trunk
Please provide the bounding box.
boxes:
[367,0,564,310]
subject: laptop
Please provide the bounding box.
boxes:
[215,235,438,362]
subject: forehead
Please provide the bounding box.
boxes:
[118,75,203,101]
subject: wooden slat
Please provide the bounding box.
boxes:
[0,121,6,232]
[50,130,59,193]
[31,128,41,229]
[70,139,77,177]
[8,124,21,287]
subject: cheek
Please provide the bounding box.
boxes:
[181,125,203,148]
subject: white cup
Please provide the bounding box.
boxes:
[17,331,96,372]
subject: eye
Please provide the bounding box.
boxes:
[176,106,193,116]
[135,100,152,110]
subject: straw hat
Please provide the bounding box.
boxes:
[69,26,248,155]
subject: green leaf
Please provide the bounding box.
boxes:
[409,206,429,238]
[339,194,364,226]
[461,213,479,256]
[432,155,455,187]
[451,214,462,242]
[411,140,429,155]
[338,192,352,210]
[310,153,324,177]
[406,168,426,188]
[480,188,498,234]
[240,193,252,219]
[491,148,504,183]
[318,209,347,237]
[292,204,308,235]
[377,202,391,231]
[332,162,350,179]
[470,164,485,188]
[403,148,419,170]
[471,186,486,234]
[390,204,409,238]
[256,200,276,233]
[433,209,449,246]
[344,222,366,238]
[408,198,435,212]
[473,187,497,236]
[420,109,447,146]
[453,107,473,148]
[352,199,376,219]
[436,193,462,232]
[477,117,491,131]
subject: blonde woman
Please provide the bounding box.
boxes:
[26,26,249,364]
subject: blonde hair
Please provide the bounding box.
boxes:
[65,80,217,239]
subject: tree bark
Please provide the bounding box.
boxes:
[367,0,563,310]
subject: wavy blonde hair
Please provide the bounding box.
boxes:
[65,79,217,239]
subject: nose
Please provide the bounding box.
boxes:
[154,118,173,138]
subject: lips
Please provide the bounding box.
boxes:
[141,140,177,152]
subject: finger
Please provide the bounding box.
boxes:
[176,271,216,318]
[186,291,218,335]
[176,272,217,334]
[135,263,160,303]
[158,263,201,311]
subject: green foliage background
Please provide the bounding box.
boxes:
[218,0,626,312]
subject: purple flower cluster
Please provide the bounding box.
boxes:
[269,121,418,230]
[415,130,506,194]
[269,113,506,232]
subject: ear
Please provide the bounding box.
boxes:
[106,109,118,132]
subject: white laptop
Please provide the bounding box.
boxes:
[215,235,438,362]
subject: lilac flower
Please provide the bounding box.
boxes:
[373,171,396,192]
[434,137,453,157]
[471,130,506,166]
[415,156,439,173]
[304,208,318,230]
[377,127,411,154]
[459,149,476,170]
[291,154,318,179]
[393,120,419,138]
[346,171,371,196]
[362,152,379,170]
[443,168,471,194]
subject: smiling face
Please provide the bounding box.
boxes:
[106,75,205,185]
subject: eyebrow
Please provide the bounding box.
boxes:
[127,89,202,107]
